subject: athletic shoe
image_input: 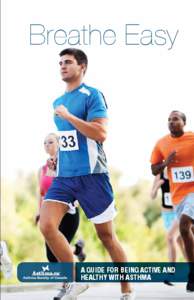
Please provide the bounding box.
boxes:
[187,263,194,292]
[53,283,72,300]
[53,282,89,299]
[186,281,194,292]
[0,241,13,279]
[67,282,89,298]
[120,291,136,300]
[74,240,86,262]
[163,280,174,286]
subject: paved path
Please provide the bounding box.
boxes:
[1,283,194,299]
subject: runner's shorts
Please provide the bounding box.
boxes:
[174,193,194,221]
[161,210,177,231]
[44,173,117,224]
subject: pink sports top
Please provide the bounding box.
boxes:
[39,164,54,196]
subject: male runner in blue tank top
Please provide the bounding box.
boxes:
[39,48,135,300]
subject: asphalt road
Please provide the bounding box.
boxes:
[1,283,194,300]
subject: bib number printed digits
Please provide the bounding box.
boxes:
[164,193,172,206]
[59,130,79,151]
[171,166,194,183]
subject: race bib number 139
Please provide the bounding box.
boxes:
[171,166,194,183]
[59,130,79,151]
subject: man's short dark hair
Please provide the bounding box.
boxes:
[59,48,88,68]
[171,110,186,124]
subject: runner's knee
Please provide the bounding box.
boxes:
[176,235,182,245]
[167,232,174,244]
[39,218,56,239]
[179,216,192,237]
[97,230,115,247]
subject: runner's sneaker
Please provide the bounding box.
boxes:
[53,282,89,299]
[53,283,72,300]
[120,291,136,300]
[163,280,174,286]
[186,281,194,292]
[187,263,194,292]
[0,241,13,279]
[67,282,89,298]
[74,240,86,262]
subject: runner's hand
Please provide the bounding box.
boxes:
[165,151,176,166]
[35,214,40,225]
[47,157,57,170]
[55,105,71,119]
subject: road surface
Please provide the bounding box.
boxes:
[1,283,194,299]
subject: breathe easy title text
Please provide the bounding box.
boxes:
[29,24,179,50]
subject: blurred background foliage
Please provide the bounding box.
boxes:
[1,169,184,284]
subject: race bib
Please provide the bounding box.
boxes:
[59,130,79,151]
[164,193,172,206]
[171,166,194,183]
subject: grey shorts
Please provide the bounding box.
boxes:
[174,193,194,221]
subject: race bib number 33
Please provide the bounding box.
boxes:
[59,130,79,151]
[171,166,194,183]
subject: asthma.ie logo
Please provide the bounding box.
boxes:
[17,262,73,282]
[31,264,60,277]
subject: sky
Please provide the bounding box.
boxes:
[1,0,194,185]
